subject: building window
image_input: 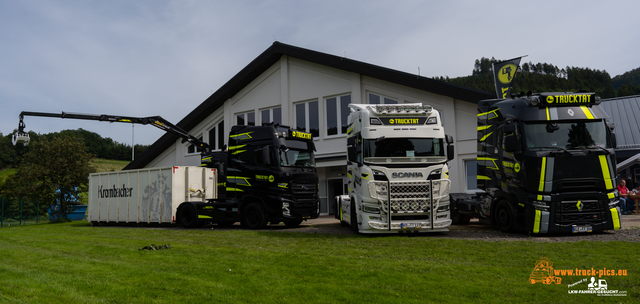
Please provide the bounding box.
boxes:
[369,92,398,105]
[236,111,255,126]
[187,135,203,154]
[208,120,225,151]
[294,100,319,138]
[260,107,282,125]
[326,94,351,136]
[465,160,478,190]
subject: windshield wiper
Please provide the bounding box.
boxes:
[586,146,611,155]
[534,146,570,154]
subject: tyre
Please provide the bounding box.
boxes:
[495,200,515,232]
[350,200,359,233]
[242,203,267,229]
[284,219,303,228]
[178,203,203,228]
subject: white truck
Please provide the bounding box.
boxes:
[336,103,454,233]
[87,166,216,225]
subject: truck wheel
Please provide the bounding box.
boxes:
[243,203,267,229]
[284,219,303,228]
[495,201,515,232]
[350,201,359,233]
[179,204,202,228]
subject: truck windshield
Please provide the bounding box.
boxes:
[364,138,444,157]
[523,121,610,150]
[279,149,316,168]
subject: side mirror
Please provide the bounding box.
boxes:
[447,145,455,161]
[445,134,453,145]
[347,137,356,162]
[610,133,617,149]
[502,123,516,133]
[445,135,454,161]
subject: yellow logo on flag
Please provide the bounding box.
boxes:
[498,64,518,84]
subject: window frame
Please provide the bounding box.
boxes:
[368,92,399,105]
[235,111,256,126]
[186,134,204,155]
[260,106,282,125]
[465,159,480,192]
[207,120,225,151]
[293,99,319,138]
[325,94,351,137]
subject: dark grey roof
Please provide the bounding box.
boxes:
[617,152,640,172]
[600,95,640,150]
[125,42,495,170]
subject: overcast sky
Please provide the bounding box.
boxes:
[2,0,639,147]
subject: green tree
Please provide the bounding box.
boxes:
[5,135,95,221]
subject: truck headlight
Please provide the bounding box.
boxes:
[362,204,380,214]
[533,201,549,210]
[609,199,619,208]
[283,202,291,216]
[368,182,388,200]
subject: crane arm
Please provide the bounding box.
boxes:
[12,111,210,153]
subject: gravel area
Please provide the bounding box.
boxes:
[282,217,640,242]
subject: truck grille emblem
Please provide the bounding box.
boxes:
[391,172,424,178]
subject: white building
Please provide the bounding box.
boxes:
[125,42,494,215]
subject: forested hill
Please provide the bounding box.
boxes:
[436,57,640,98]
[0,129,149,170]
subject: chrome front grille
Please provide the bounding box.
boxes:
[389,182,431,213]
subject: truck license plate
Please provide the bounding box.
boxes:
[571,225,592,233]
[401,223,420,229]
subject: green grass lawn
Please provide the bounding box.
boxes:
[0,222,637,303]
[91,158,130,173]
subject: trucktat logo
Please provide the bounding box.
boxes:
[255,175,275,182]
[498,64,517,84]
[388,118,420,125]
[391,172,424,178]
[545,94,591,105]
[98,184,134,198]
[291,131,312,139]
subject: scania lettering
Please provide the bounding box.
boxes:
[337,103,454,234]
[12,111,320,229]
[450,92,622,233]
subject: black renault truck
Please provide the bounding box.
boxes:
[12,112,320,229]
[450,92,622,233]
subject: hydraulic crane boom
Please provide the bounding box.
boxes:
[11,111,210,153]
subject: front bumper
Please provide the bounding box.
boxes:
[527,192,621,233]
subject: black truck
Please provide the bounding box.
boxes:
[450,92,622,233]
[12,112,320,229]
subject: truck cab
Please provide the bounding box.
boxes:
[454,92,622,233]
[339,103,454,233]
